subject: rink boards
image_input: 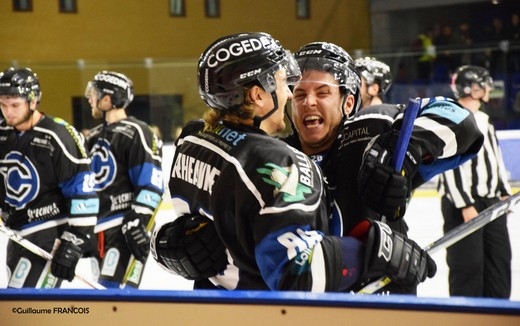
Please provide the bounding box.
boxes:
[1,288,519,325]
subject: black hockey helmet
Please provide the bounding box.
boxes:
[354,56,392,95]
[85,71,134,108]
[197,32,301,113]
[0,67,41,102]
[451,65,493,99]
[294,42,360,96]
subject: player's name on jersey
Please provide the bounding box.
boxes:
[171,153,221,194]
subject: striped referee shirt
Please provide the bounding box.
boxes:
[438,110,512,208]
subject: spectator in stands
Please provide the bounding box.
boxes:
[507,13,520,71]
[434,23,458,81]
[413,27,436,82]
[454,21,475,66]
[484,17,509,76]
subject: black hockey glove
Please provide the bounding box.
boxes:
[151,214,228,281]
[51,229,91,282]
[121,212,151,264]
[358,130,422,220]
[362,220,436,287]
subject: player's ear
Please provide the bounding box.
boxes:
[29,99,38,111]
[343,94,355,116]
[247,85,264,103]
[368,84,380,97]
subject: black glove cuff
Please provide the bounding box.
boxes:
[60,228,90,253]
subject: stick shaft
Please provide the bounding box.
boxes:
[120,199,163,288]
[392,97,420,172]
[357,191,520,294]
[0,223,105,290]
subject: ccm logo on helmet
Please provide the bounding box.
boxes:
[95,74,130,90]
[207,37,276,68]
[296,49,322,57]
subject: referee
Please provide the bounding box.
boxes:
[438,65,512,298]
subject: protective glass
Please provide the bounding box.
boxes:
[257,50,302,93]
[84,81,101,99]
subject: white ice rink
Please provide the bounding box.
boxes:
[1,187,519,300]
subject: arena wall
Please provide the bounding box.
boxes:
[1,288,519,325]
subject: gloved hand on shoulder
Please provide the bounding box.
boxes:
[358,130,422,220]
[151,214,228,281]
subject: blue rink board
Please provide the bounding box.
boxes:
[1,288,519,316]
[497,129,520,183]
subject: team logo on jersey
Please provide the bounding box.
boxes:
[257,162,312,203]
[257,147,315,203]
[90,139,117,191]
[0,152,39,210]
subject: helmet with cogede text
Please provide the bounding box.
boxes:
[85,71,134,109]
[198,32,301,113]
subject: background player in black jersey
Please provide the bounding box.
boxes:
[438,65,512,298]
[354,56,393,109]
[84,71,164,288]
[0,67,99,288]
[151,32,436,292]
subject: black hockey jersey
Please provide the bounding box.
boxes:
[323,99,483,235]
[86,117,163,232]
[169,122,363,291]
[0,115,98,233]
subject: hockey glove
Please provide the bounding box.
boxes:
[51,229,91,282]
[121,212,151,264]
[361,220,436,287]
[358,130,422,220]
[151,214,228,281]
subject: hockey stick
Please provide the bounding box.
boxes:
[393,97,454,170]
[357,191,520,294]
[379,97,421,223]
[0,222,106,290]
[392,97,421,172]
[120,199,163,289]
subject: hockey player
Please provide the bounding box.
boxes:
[284,42,484,293]
[84,71,164,288]
[0,67,99,288]
[286,42,482,226]
[151,32,436,292]
[438,65,512,298]
[354,56,393,109]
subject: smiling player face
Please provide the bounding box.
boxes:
[291,70,345,155]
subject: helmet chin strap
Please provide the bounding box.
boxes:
[253,91,278,128]
[340,94,348,118]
